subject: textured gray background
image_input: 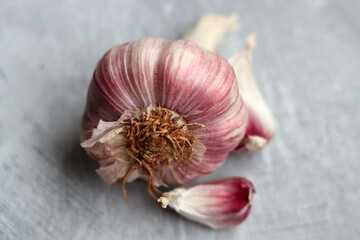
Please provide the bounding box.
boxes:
[1,0,360,239]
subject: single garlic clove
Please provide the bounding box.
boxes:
[183,14,238,52]
[158,177,255,229]
[228,34,276,151]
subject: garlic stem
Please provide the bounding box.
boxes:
[183,14,238,52]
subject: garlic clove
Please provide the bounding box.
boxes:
[228,34,276,151]
[158,177,255,229]
[183,14,238,52]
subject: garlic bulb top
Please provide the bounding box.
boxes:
[81,37,248,199]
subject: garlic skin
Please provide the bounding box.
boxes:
[81,37,248,192]
[158,177,255,229]
[229,34,276,151]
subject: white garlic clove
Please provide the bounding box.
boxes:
[228,34,276,151]
[183,14,238,52]
[158,177,254,229]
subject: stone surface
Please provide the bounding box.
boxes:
[1,0,359,239]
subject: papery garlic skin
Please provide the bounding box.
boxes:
[229,34,276,151]
[81,37,248,190]
[158,177,254,229]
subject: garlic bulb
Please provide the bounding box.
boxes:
[158,177,255,229]
[81,37,248,200]
[80,14,275,205]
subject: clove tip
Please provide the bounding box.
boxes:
[158,197,169,208]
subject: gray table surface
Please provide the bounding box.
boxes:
[1,0,360,239]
